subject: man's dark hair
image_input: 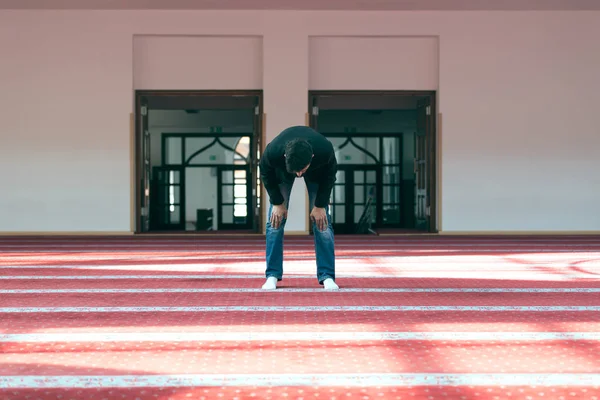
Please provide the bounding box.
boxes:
[284,138,313,173]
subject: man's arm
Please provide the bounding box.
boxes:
[259,147,285,205]
[313,152,338,208]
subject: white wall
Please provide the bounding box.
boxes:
[309,36,439,90]
[133,35,263,90]
[0,10,599,232]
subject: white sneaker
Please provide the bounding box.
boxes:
[323,278,339,290]
[261,276,278,290]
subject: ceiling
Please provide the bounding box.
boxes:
[1,0,599,10]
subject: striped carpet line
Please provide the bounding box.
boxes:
[2,373,600,388]
[3,331,600,342]
[2,242,599,248]
[1,249,598,256]
[2,251,598,259]
[2,288,600,294]
[0,274,337,280]
[4,256,600,266]
[4,264,599,271]
[2,250,595,256]
[2,236,598,241]
[0,273,594,280]
[2,237,599,242]
[2,305,600,313]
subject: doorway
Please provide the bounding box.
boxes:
[135,90,263,234]
[308,91,437,233]
[331,165,379,234]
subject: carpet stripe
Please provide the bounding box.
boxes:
[2,273,597,280]
[2,305,600,313]
[0,275,317,280]
[3,331,600,342]
[1,374,600,388]
[2,242,599,247]
[1,248,598,255]
[4,258,600,268]
[1,249,598,255]
[2,288,600,294]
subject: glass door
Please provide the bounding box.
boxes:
[150,165,185,231]
[330,165,379,234]
[218,165,252,230]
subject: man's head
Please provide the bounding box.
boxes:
[284,138,314,177]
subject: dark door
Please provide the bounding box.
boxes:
[218,165,252,230]
[330,165,379,234]
[415,98,432,231]
[139,97,151,232]
[135,90,263,233]
[308,90,436,233]
[150,165,185,231]
[251,99,263,232]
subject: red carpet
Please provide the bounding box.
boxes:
[1,235,600,399]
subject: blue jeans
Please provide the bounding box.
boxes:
[265,180,335,284]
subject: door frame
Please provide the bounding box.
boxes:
[307,90,438,233]
[134,90,263,234]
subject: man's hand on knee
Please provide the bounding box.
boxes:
[270,204,288,229]
[310,207,328,231]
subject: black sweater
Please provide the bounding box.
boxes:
[259,126,338,208]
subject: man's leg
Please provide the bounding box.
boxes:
[305,180,338,289]
[263,182,293,289]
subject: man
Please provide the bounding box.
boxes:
[259,125,339,290]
